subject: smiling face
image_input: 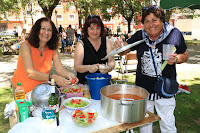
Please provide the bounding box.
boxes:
[38,21,52,44]
[87,23,101,40]
[143,13,163,41]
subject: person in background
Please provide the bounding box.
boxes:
[120,34,126,42]
[12,17,78,97]
[13,27,18,38]
[114,5,188,133]
[61,28,66,53]
[77,26,82,41]
[65,25,75,54]
[74,15,115,84]
[58,25,63,35]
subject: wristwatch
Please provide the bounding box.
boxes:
[49,74,52,81]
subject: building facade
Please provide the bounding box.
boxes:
[0,1,200,40]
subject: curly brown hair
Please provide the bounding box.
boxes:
[27,17,59,50]
[82,15,105,38]
[141,5,165,24]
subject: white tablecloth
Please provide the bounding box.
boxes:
[8,100,121,133]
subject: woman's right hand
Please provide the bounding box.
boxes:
[88,64,99,73]
[113,40,125,49]
[52,75,72,87]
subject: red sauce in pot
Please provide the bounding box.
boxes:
[107,94,143,100]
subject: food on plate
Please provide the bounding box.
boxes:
[60,84,84,98]
[62,86,83,93]
[65,98,88,108]
[72,109,97,127]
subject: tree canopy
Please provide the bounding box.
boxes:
[99,0,151,33]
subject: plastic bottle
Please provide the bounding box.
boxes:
[48,79,59,126]
[15,82,25,100]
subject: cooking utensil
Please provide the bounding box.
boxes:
[31,83,61,107]
[100,84,149,123]
[101,39,145,60]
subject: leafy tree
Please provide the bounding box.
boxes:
[0,0,20,21]
[38,0,60,19]
[100,0,151,33]
[71,0,101,26]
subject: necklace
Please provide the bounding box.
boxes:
[40,52,43,57]
[38,46,46,57]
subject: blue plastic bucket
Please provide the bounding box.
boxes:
[85,73,111,100]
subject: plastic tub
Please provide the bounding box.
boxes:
[85,73,111,100]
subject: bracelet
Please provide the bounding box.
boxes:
[49,74,52,81]
[175,56,178,64]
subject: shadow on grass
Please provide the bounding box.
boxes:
[152,80,200,133]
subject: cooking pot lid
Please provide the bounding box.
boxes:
[33,83,50,96]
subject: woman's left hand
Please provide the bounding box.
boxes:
[99,64,112,74]
[168,54,178,65]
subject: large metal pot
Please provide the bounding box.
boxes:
[100,84,149,123]
[31,83,61,107]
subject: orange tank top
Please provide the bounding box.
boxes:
[12,41,54,93]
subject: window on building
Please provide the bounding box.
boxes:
[107,25,112,30]
[68,2,75,9]
[57,14,63,21]
[69,14,75,21]
[117,25,122,33]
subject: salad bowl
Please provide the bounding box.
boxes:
[63,97,91,113]
[60,84,84,99]
[71,108,98,127]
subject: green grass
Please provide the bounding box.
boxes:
[0,87,14,133]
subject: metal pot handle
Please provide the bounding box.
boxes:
[120,98,135,105]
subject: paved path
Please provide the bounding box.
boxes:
[0,44,200,88]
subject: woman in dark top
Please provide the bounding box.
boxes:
[74,15,115,84]
[114,5,188,133]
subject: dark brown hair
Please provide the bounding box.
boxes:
[27,17,59,50]
[141,5,165,24]
[82,15,105,37]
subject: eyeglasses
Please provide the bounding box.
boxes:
[86,15,101,20]
[143,5,160,11]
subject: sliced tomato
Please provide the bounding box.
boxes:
[78,115,86,118]
[72,88,76,92]
[71,78,77,84]
[74,109,81,114]
[72,113,77,118]
[88,119,93,124]
[74,99,81,104]
[87,112,94,116]
[77,88,82,93]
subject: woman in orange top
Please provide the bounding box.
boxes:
[12,17,78,94]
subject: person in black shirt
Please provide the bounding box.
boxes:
[114,5,188,133]
[74,15,115,84]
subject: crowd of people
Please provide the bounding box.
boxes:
[11,5,189,133]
